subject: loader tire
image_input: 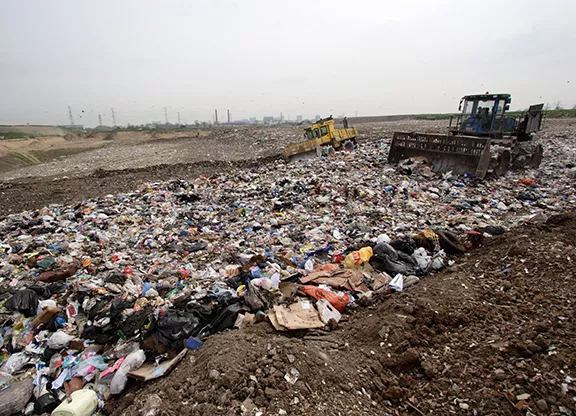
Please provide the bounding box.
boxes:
[322,146,336,157]
[343,140,355,151]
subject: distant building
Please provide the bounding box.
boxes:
[249,117,256,123]
[315,115,321,121]
[296,115,303,123]
[263,116,274,123]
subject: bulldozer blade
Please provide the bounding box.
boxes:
[286,148,321,163]
[388,132,491,178]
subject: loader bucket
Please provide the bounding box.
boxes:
[388,132,492,179]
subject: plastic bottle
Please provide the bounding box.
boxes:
[51,389,97,416]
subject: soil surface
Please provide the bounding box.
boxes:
[107,213,576,416]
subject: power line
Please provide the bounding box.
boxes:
[164,107,169,124]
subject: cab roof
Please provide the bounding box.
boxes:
[462,93,511,101]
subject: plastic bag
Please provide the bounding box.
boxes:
[389,274,404,292]
[72,355,108,378]
[4,289,39,317]
[373,243,398,261]
[374,255,415,276]
[251,277,275,291]
[344,247,373,269]
[431,250,446,270]
[110,349,146,394]
[412,247,431,270]
[376,234,391,244]
[155,310,200,349]
[316,299,341,324]
[1,352,30,374]
[244,283,267,312]
[301,286,351,312]
[47,331,73,349]
[198,302,249,337]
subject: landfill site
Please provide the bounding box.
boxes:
[1,114,576,416]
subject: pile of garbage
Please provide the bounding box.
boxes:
[1,133,575,414]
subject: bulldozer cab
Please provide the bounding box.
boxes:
[304,118,334,139]
[452,94,516,138]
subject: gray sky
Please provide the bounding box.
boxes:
[1,0,575,127]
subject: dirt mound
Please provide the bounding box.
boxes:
[109,214,576,416]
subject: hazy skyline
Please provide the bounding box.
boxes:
[1,0,575,127]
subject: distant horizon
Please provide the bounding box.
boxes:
[3,103,572,129]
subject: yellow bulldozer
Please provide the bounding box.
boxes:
[283,116,358,162]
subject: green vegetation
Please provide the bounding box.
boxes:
[543,109,576,118]
[0,132,33,140]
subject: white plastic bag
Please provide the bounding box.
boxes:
[412,247,431,271]
[389,274,404,292]
[376,233,391,244]
[316,299,341,324]
[110,349,146,394]
[1,352,30,374]
[47,331,73,349]
[431,250,446,270]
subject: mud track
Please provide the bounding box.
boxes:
[0,155,281,215]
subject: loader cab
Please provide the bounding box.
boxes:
[304,118,334,140]
[452,93,516,138]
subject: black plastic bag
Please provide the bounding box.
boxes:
[373,242,399,261]
[156,310,201,349]
[198,302,249,338]
[389,237,418,255]
[4,289,39,317]
[243,284,267,312]
[35,392,58,414]
[47,282,67,295]
[82,324,119,345]
[28,284,51,299]
[185,303,214,323]
[87,298,110,320]
[481,225,506,235]
[397,251,417,266]
[370,254,415,277]
[121,307,155,338]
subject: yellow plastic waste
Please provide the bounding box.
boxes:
[344,247,373,269]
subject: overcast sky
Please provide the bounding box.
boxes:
[1,0,575,127]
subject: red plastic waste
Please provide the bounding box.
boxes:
[301,285,351,312]
[519,177,536,186]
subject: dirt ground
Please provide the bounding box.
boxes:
[106,213,576,416]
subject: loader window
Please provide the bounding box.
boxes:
[462,100,476,114]
[314,128,320,138]
[320,126,328,136]
[306,130,314,139]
